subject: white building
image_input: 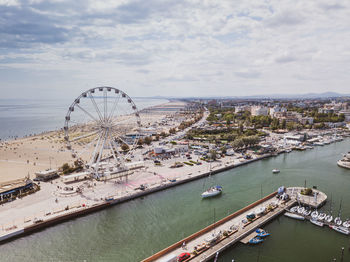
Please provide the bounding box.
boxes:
[269,106,287,117]
[251,106,268,116]
[235,105,251,113]
[339,110,350,122]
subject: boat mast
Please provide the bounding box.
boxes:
[338,198,343,218]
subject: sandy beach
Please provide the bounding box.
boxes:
[0,100,187,183]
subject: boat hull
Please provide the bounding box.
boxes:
[284,212,305,221]
[201,190,222,198]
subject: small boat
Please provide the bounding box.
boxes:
[310,218,324,227]
[303,209,311,216]
[335,217,342,226]
[318,213,326,221]
[325,215,333,223]
[284,212,305,220]
[343,220,350,228]
[329,225,350,235]
[272,169,280,174]
[249,237,264,244]
[311,210,319,219]
[205,232,221,244]
[256,229,270,238]
[297,207,305,214]
[202,185,223,198]
[290,206,298,213]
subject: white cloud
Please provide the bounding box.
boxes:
[0,0,350,98]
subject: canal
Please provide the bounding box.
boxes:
[1,139,350,262]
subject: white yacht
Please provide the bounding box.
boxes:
[337,152,350,169]
[202,185,223,198]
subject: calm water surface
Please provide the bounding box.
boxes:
[1,139,350,261]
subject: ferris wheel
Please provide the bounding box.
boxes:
[64,87,141,178]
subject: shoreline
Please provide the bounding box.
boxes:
[0,98,173,142]
[0,99,184,182]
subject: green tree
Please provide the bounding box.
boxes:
[62,163,70,174]
[232,138,244,149]
[209,150,217,160]
[121,143,129,152]
[137,138,144,146]
[281,119,287,129]
[144,136,152,145]
[220,146,227,155]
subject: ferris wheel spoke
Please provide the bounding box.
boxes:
[103,88,107,121]
[95,130,109,169]
[107,131,120,162]
[88,92,104,122]
[75,103,100,123]
[76,133,101,158]
[114,135,129,147]
[70,130,100,142]
[107,93,121,122]
[109,128,127,141]
[90,130,104,166]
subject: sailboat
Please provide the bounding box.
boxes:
[205,209,221,244]
[202,185,223,198]
[334,199,343,226]
[201,170,222,198]
[329,224,350,235]
[310,218,324,227]
[325,194,333,223]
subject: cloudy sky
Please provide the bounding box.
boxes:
[0,0,349,99]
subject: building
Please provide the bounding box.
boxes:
[339,110,350,122]
[35,169,59,181]
[235,105,251,113]
[251,106,268,116]
[0,178,34,202]
[298,116,314,125]
[269,106,287,117]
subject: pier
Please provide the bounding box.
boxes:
[142,187,327,262]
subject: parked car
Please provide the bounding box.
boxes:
[177,252,190,262]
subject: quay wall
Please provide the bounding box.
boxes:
[0,153,277,244]
[141,191,277,262]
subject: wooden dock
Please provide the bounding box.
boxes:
[142,187,327,262]
[240,228,263,244]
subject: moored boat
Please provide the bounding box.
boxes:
[318,213,326,221]
[329,225,350,235]
[311,210,319,219]
[290,206,298,213]
[325,214,333,223]
[272,169,280,174]
[310,218,324,227]
[335,217,342,226]
[201,185,223,198]
[297,207,305,214]
[343,220,350,228]
[284,212,305,220]
[249,236,264,244]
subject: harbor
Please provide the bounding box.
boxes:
[142,187,327,262]
[0,133,349,261]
